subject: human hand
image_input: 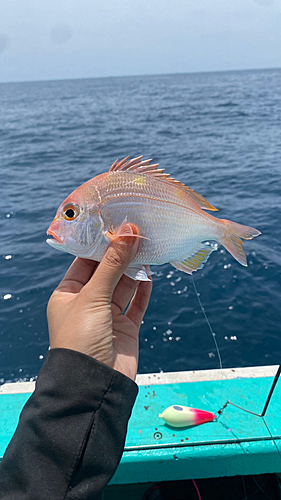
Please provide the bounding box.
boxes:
[47,224,152,381]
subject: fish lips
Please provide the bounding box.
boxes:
[46,226,64,248]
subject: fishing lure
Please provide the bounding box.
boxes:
[158,405,216,428]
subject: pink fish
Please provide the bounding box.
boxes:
[47,156,260,281]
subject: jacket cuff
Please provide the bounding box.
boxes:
[36,348,138,412]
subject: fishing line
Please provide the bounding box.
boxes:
[251,475,274,500]
[191,275,224,409]
[191,275,281,463]
[191,276,223,372]
[241,476,248,500]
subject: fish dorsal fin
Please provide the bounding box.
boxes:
[109,156,218,211]
[170,244,215,275]
[183,187,218,212]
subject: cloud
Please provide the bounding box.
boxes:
[50,24,73,45]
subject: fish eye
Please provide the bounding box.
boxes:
[62,203,79,221]
[65,208,75,218]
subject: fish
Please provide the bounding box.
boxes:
[46,156,261,281]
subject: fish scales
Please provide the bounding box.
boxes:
[94,172,219,264]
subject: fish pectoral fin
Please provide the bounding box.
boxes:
[170,244,215,275]
[125,265,152,282]
[106,220,150,243]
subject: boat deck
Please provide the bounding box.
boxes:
[1,365,281,485]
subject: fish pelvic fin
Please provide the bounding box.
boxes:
[219,219,261,266]
[109,156,218,211]
[170,244,215,275]
[125,264,151,281]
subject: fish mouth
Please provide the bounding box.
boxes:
[46,229,64,245]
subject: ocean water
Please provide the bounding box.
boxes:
[0,69,280,383]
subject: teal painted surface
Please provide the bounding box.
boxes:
[0,393,31,458]
[124,376,281,449]
[1,375,281,484]
[110,375,281,484]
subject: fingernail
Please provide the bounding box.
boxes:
[120,235,135,247]
[120,223,138,247]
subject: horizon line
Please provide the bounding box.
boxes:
[0,65,280,86]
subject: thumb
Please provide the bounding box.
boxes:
[85,223,140,301]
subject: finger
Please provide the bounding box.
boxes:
[85,224,139,301]
[56,257,99,293]
[126,278,153,329]
[112,274,140,314]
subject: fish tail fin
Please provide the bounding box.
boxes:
[219,219,261,266]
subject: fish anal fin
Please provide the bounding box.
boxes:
[109,156,218,211]
[170,245,215,275]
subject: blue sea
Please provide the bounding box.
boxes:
[1,69,280,383]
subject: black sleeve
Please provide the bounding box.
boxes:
[0,348,138,500]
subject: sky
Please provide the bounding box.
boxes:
[0,0,281,83]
